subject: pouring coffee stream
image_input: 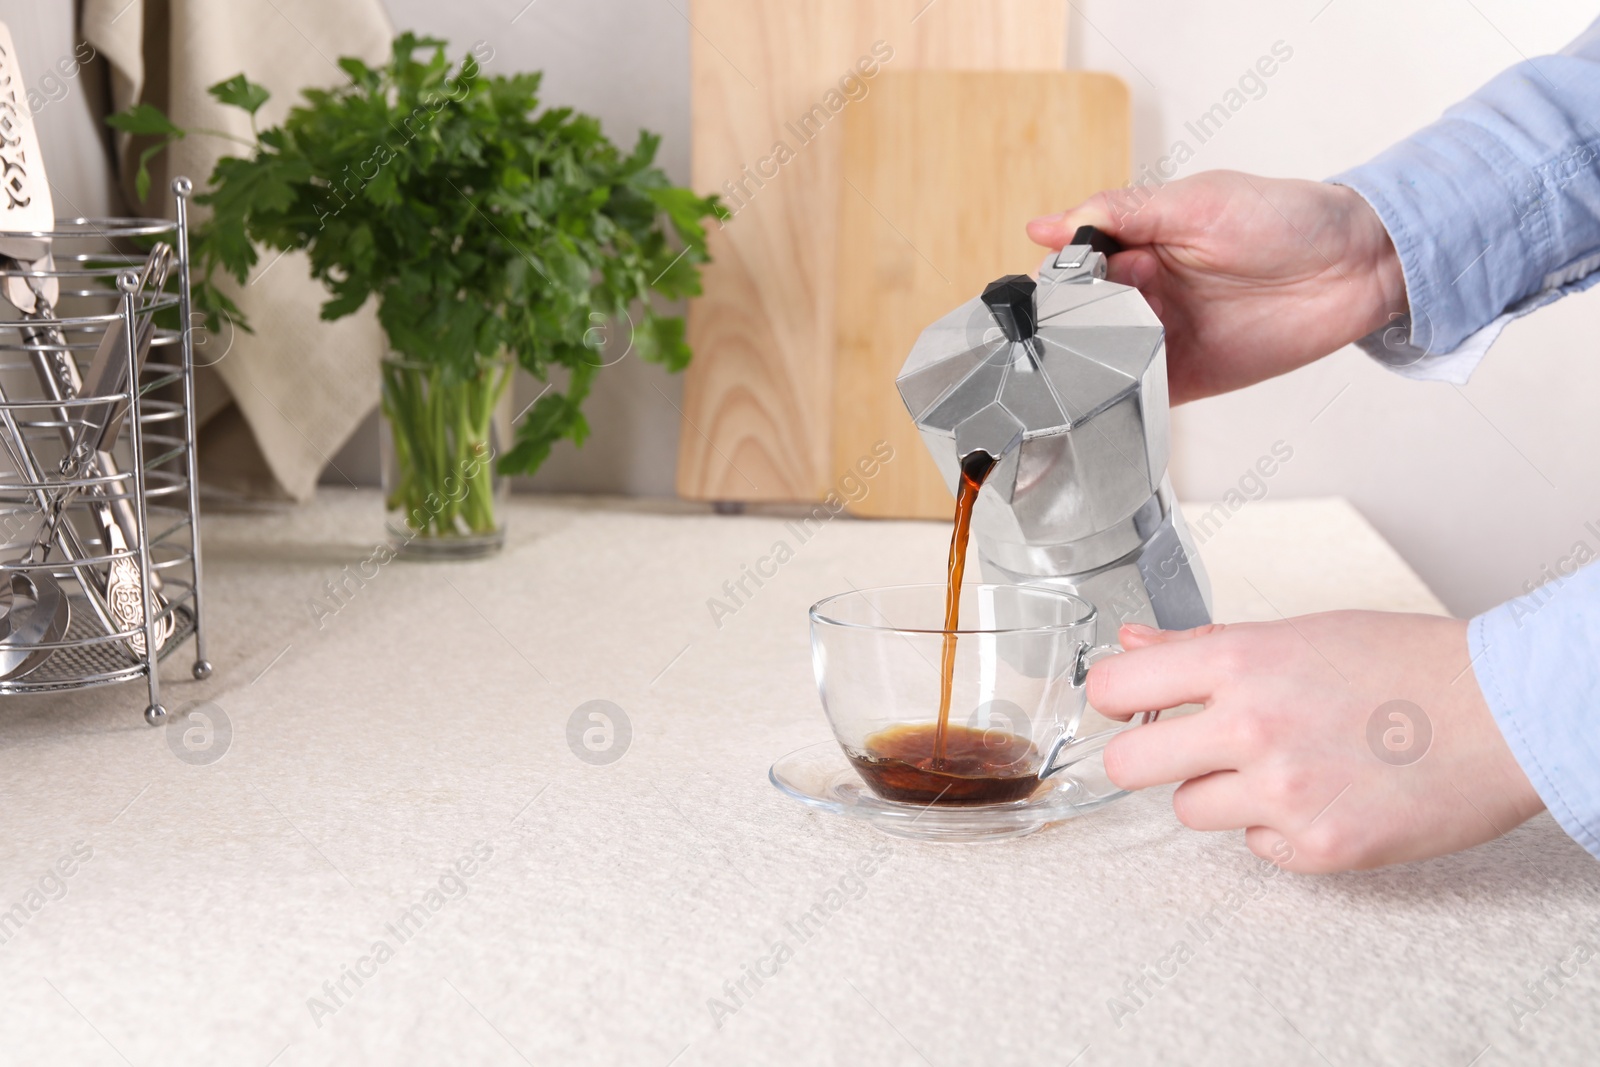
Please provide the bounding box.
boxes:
[934,448,997,763]
[849,284,1033,800]
[849,444,1035,805]
[931,269,1044,764]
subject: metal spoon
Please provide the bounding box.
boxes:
[0,543,70,679]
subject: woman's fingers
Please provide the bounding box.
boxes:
[1119,622,1229,646]
[1170,770,1266,831]
[1025,196,1115,248]
[1101,709,1241,790]
[1116,623,1165,650]
[1244,826,1300,868]
[1024,190,1145,248]
[1026,183,1201,251]
[1105,246,1160,290]
[1087,627,1230,716]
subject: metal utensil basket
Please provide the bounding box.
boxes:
[0,179,209,724]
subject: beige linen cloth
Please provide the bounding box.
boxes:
[82,0,393,502]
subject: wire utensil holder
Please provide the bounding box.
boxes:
[0,179,210,724]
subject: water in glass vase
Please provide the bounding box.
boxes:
[380,355,514,559]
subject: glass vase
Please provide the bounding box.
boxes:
[380,354,514,560]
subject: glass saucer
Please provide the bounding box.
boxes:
[769,741,1129,842]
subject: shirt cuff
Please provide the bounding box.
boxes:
[1330,37,1600,381]
[1351,258,1600,383]
[1471,560,1600,859]
[1329,119,1545,359]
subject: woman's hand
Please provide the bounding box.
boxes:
[1028,171,1407,404]
[1088,613,1544,872]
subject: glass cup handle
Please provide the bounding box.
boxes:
[1038,643,1161,780]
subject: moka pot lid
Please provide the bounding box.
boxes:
[896,228,1164,440]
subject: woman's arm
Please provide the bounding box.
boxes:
[1333,15,1600,381]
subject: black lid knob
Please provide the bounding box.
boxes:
[981,274,1037,342]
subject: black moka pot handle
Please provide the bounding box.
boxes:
[1070,224,1124,256]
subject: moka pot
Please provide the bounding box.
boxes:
[895,226,1212,643]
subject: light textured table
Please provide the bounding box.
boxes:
[1,492,1596,1066]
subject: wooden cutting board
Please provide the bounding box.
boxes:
[834,70,1130,518]
[677,0,1067,503]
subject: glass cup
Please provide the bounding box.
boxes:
[808,583,1152,806]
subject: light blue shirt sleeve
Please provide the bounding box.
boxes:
[1473,565,1600,858]
[1329,16,1600,383]
[1328,18,1600,859]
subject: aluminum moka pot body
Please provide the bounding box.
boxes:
[895,228,1212,643]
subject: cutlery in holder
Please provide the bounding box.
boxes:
[0,182,211,724]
